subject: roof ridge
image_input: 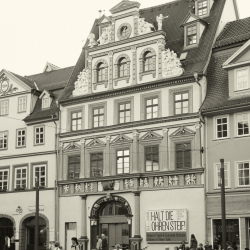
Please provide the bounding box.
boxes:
[140,0,183,12]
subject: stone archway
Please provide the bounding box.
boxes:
[19,213,49,250]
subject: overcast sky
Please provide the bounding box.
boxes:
[0,0,249,76]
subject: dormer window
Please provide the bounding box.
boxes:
[187,25,197,46]
[42,97,50,109]
[197,0,208,16]
[143,51,153,72]
[236,68,249,91]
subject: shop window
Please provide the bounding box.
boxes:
[174,92,189,115]
[215,117,228,139]
[146,97,158,119]
[0,100,9,115]
[117,149,130,174]
[0,169,9,191]
[15,167,27,189]
[90,152,103,177]
[71,111,82,131]
[34,126,45,145]
[236,68,248,91]
[93,107,104,128]
[215,163,230,189]
[145,145,159,171]
[16,128,26,148]
[118,102,131,123]
[186,25,197,46]
[0,131,8,149]
[237,162,250,186]
[18,96,27,112]
[68,155,80,179]
[176,142,191,169]
[236,113,249,136]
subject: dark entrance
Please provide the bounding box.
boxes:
[0,218,14,250]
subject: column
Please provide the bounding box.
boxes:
[131,46,137,85]
[239,217,247,250]
[161,128,169,171]
[78,195,89,250]
[195,123,202,168]
[108,52,114,90]
[157,38,166,79]
[58,142,64,180]
[87,56,93,94]
[105,136,111,176]
[80,138,86,178]
[132,131,139,173]
[130,191,142,250]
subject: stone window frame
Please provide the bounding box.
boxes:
[114,54,131,86]
[236,161,250,187]
[16,128,27,148]
[66,106,85,132]
[93,59,109,90]
[0,99,9,116]
[169,86,193,116]
[117,23,132,41]
[13,164,29,190]
[114,96,134,125]
[88,101,107,129]
[0,131,8,150]
[169,135,195,171]
[34,125,45,146]
[0,166,10,191]
[17,96,27,113]
[235,67,249,92]
[139,47,156,81]
[140,91,162,120]
[67,154,81,180]
[30,161,48,188]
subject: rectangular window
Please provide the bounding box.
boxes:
[42,97,50,109]
[237,162,250,186]
[187,25,197,45]
[145,146,159,171]
[198,0,208,16]
[0,100,9,115]
[236,113,249,136]
[68,155,80,179]
[15,167,27,189]
[34,165,46,187]
[90,152,103,177]
[0,132,8,149]
[119,102,131,123]
[216,117,228,139]
[17,129,26,147]
[117,149,130,174]
[236,68,248,91]
[0,170,8,190]
[176,142,191,169]
[174,92,189,115]
[18,96,27,112]
[35,126,44,145]
[146,97,158,119]
[93,107,104,128]
[71,111,82,131]
[215,163,229,188]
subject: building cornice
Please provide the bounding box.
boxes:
[0,150,56,160]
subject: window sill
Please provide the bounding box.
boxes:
[15,187,26,191]
[93,81,108,90]
[213,137,230,141]
[114,75,130,86]
[139,70,156,81]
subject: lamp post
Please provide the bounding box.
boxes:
[35,175,39,250]
[220,159,226,250]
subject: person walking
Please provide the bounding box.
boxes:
[190,234,198,250]
[179,240,186,250]
[101,234,108,250]
[54,241,61,250]
[71,237,80,250]
[96,235,102,250]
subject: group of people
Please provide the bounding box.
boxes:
[96,234,108,250]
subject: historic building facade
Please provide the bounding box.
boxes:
[201,17,250,250]
[0,63,73,250]
[57,1,238,250]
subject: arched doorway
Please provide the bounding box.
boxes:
[90,196,132,250]
[0,217,15,250]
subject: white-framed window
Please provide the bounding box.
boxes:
[34,126,44,145]
[145,145,159,171]
[33,164,46,187]
[186,25,197,46]
[117,149,130,174]
[236,113,249,136]
[215,116,228,139]
[15,167,27,189]
[237,161,250,187]
[197,0,208,16]
[42,97,50,109]
[146,97,158,119]
[236,68,249,91]
[174,92,189,115]
[18,96,27,112]
[215,162,230,189]
[0,100,9,115]
[16,128,26,147]
[0,169,9,190]
[0,131,8,149]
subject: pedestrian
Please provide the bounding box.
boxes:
[179,240,186,250]
[190,234,198,250]
[54,241,62,250]
[71,237,80,250]
[101,234,108,250]
[226,242,234,250]
[96,235,102,250]
[204,241,212,250]
[197,243,204,250]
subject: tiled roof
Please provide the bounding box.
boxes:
[214,17,250,48]
[10,71,36,89]
[59,0,226,102]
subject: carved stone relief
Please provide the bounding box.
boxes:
[185,174,196,185]
[72,68,89,96]
[138,18,154,35]
[97,26,112,45]
[168,175,178,186]
[153,176,164,187]
[140,177,149,187]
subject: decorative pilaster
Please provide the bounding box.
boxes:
[108,52,113,90]
[132,131,139,173]
[161,128,169,171]
[195,124,202,168]
[131,46,137,85]
[134,16,139,36]
[78,195,89,250]
[58,143,64,180]
[105,136,111,176]
[87,56,92,93]
[80,138,86,178]
[111,21,115,42]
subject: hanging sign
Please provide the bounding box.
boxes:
[146,209,187,243]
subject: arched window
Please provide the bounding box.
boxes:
[97,62,105,82]
[118,57,127,78]
[143,51,153,72]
